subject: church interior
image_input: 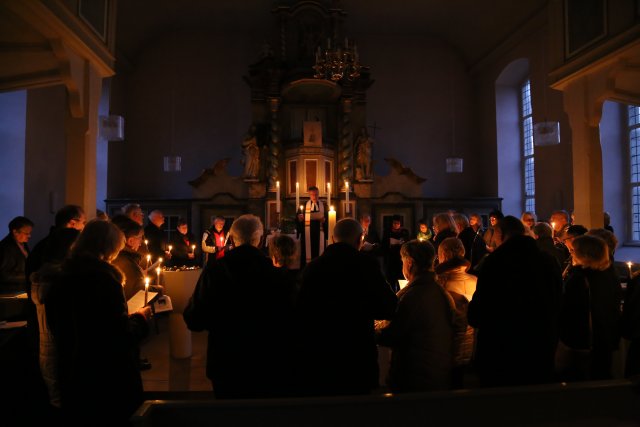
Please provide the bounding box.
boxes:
[2,0,640,425]
[1,0,639,259]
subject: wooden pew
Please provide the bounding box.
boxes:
[132,379,640,427]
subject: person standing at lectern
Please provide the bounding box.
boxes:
[299,186,326,269]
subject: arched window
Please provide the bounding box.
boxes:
[629,105,640,240]
[520,79,535,213]
[496,58,530,216]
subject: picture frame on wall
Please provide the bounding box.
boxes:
[564,0,607,58]
[79,0,108,41]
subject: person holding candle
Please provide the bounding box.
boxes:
[359,214,381,257]
[144,210,172,262]
[550,209,571,243]
[44,219,151,425]
[169,217,198,268]
[202,215,232,267]
[382,215,410,292]
[111,215,149,300]
[299,186,326,269]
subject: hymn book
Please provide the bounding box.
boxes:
[127,290,158,315]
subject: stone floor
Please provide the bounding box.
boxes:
[139,314,212,393]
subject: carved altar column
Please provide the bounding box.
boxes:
[268,97,281,189]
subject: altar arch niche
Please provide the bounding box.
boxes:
[242,1,373,226]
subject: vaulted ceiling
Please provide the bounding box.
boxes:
[115,0,549,68]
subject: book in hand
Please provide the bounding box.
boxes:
[127,290,158,315]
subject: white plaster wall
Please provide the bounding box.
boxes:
[24,85,67,244]
[0,90,27,230]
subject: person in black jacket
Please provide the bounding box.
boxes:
[382,215,410,292]
[296,218,397,396]
[0,216,34,294]
[184,214,296,399]
[45,220,151,425]
[468,216,562,387]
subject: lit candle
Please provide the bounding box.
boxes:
[146,254,151,269]
[144,277,150,305]
[144,239,148,247]
[328,206,336,244]
[299,205,304,214]
[219,236,224,247]
[158,257,163,268]
[327,182,331,208]
[296,182,300,211]
[628,261,633,278]
[191,244,196,254]
[276,181,281,213]
[168,245,173,253]
[345,181,350,214]
[156,267,161,286]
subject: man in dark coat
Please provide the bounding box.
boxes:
[296,218,398,396]
[382,215,410,292]
[183,214,296,399]
[144,209,170,261]
[468,216,562,387]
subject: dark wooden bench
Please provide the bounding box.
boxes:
[132,379,640,427]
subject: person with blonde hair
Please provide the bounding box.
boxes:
[520,211,537,238]
[43,219,151,425]
[557,234,622,381]
[435,237,477,388]
[435,237,477,302]
[432,212,457,257]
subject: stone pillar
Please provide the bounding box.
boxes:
[58,48,103,220]
[562,78,605,229]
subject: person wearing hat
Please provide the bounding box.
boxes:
[382,215,410,292]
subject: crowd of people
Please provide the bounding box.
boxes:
[1,203,639,426]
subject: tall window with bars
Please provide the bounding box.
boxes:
[520,79,535,213]
[629,105,640,241]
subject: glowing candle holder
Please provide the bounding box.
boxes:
[328,206,336,244]
[144,277,150,305]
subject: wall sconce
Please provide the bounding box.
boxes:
[163,156,182,172]
[99,115,124,141]
[445,157,464,173]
